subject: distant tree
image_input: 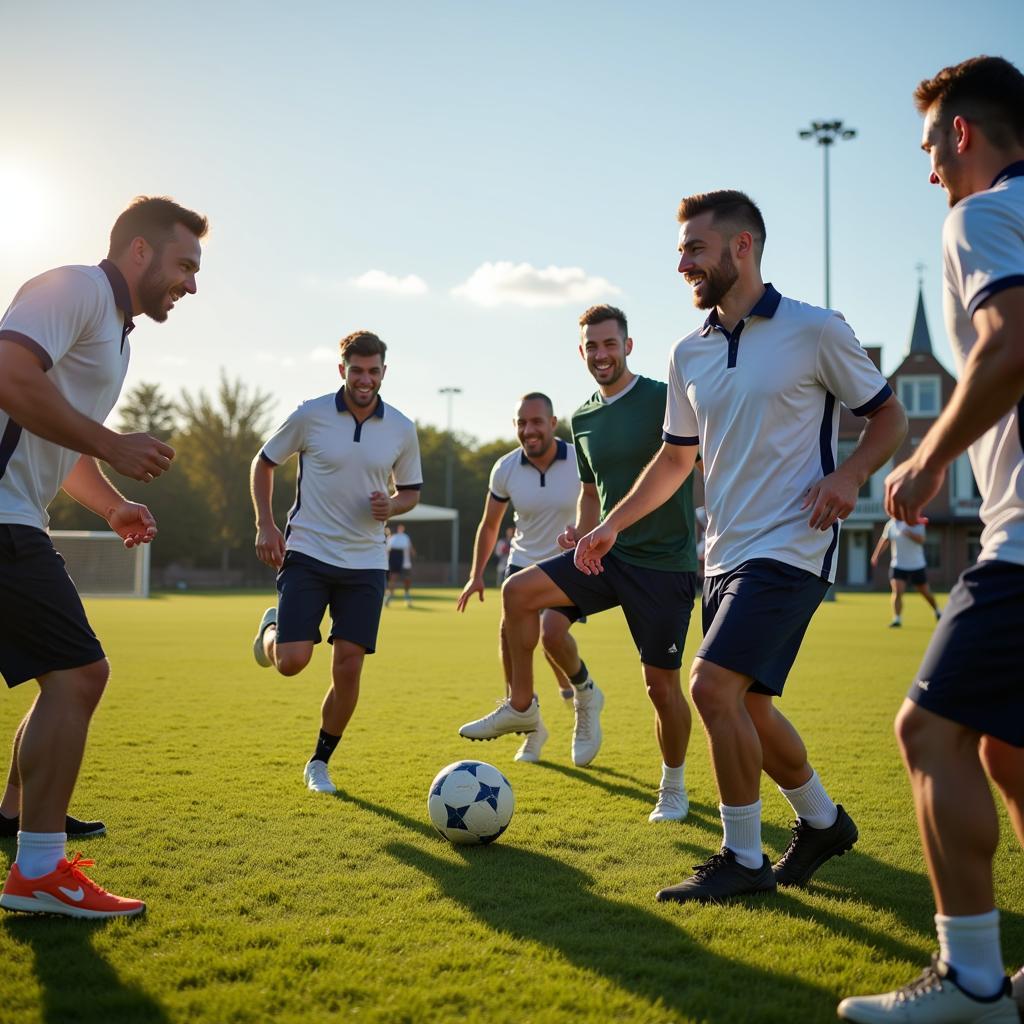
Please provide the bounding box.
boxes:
[117,381,177,441]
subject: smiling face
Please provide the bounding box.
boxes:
[676,212,739,310]
[579,319,632,389]
[341,353,386,408]
[515,397,557,459]
[136,222,202,323]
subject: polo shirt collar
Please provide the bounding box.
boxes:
[98,259,135,351]
[335,387,385,419]
[699,282,782,337]
[991,161,1024,188]
[519,437,568,466]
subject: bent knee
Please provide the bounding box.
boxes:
[539,611,569,647]
[979,735,1024,792]
[276,653,310,677]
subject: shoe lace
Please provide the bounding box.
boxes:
[691,852,729,880]
[574,700,595,740]
[895,962,944,1002]
[63,852,104,893]
[775,820,808,866]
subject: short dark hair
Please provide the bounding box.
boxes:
[578,304,628,340]
[108,196,208,257]
[518,392,554,416]
[914,56,1024,150]
[677,189,767,262]
[339,330,387,364]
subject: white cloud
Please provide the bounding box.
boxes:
[451,261,621,309]
[349,269,428,296]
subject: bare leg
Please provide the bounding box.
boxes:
[896,700,997,915]
[19,661,109,833]
[539,610,581,694]
[915,583,941,614]
[745,692,813,790]
[269,630,315,677]
[1,709,33,818]
[891,579,905,620]
[979,735,1024,848]
[644,665,690,768]
[497,618,513,695]
[320,641,366,737]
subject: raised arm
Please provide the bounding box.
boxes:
[457,494,507,611]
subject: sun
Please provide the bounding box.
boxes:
[0,160,52,246]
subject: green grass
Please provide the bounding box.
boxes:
[0,590,1020,1024]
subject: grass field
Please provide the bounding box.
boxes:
[0,589,1021,1024]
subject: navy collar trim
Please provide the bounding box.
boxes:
[98,259,135,351]
[519,437,568,466]
[700,283,782,337]
[991,161,1024,188]
[335,387,385,419]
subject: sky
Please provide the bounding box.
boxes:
[2,1,1022,444]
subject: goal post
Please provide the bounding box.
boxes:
[49,531,151,598]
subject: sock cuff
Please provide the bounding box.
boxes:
[719,799,761,819]
[936,909,1000,930]
[779,770,819,799]
[16,831,67,845]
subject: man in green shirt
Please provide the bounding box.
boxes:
[460,305,699,822]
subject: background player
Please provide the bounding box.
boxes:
[385,523,415,607]
[457,393,587,763]
[250,331,422,795]
[870,517,941,627]
[460,306,699,823]
[0,196,206,918]
[840,55,1024,1024]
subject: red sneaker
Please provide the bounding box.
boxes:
[0,853,145,918]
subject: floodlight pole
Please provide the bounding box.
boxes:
[439,386,462,583]
[798,120,857,309]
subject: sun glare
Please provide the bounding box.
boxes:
[0,160,53,247]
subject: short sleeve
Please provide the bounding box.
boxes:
[392,422,423,488]
[662,345,699,444]
[815,313,892,416]
[488,456,510,502]
[572,420,595,484]
[943,195,1024,317]
[0,268,105,370]
[881,520,892,541]
[260,404,308,465]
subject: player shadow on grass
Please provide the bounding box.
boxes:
[338,794,835,1021]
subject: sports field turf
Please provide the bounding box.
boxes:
[0,590,1020,1024]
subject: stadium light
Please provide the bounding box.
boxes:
[438,386,462,510]
[798,120,857,308]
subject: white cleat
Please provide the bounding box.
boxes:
[253,607,277,667]
[1011,968,1023,1017]
[304,760,337,794]
[571,682,604,767]
[459,697,540,741]
[649,786,689,822]
[838,957,1018,1023]
[514,716,549,763]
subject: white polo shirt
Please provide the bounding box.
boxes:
[882,518,927,570]
[488,439,580,567]
[387,530,413,569]
[664,284,891,582]
[942,162,1024,567]
[260,388,422,571]
[0,261,133,530]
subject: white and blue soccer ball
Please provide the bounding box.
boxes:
[427,760,514,846]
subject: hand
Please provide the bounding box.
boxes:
[107,501,157,548]
[869,555,879,568]
[885,456,945,524]
[802,468,858,531]
[255,522,286,569]
[556,524,578,551]
[574,522,618,575]
[104,432,175,483]
[456,577,485,612]
[369,491,392,522]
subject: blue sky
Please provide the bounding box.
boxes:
[2,1,1022,442]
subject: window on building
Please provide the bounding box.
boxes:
[898,376,942,416]
[951,452,982,500]
[837,440,879,498]
[924,538,941,569]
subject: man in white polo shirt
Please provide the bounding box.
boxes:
[250,330,422,795]
[870,518,941,627]
[0,196,207,919]
[576,190,907,903]
[839,55,1024,1024]
[457,393,591,763]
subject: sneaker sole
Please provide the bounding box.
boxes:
[656,883,776,905]
[459,730,537,741]
[649,811,689,822]
[67,826,107,838]
[775,835,858,888]
[0,892,145,918]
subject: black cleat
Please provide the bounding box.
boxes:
[0,813,106,839]
[656,847,776,904]
[773,805,857,887]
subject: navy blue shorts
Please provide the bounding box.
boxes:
[504,561,585,623]
[276,550,387,654]
[891,566,928,585]
[909,560,1024,747]
[0,525,105,687]
[699,558,830,696]
[537,550,695,670]
[388,550,405,575]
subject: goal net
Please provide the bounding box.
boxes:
[49,531,151,598]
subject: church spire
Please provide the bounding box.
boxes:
[908,264,934,356]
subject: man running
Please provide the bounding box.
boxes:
[870,517,941,627]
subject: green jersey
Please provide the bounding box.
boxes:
[571,375,697,572]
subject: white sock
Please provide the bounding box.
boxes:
[720,800,763,869]
[779,770,838,829]
[661,763,685,791]
[936,910,1006,998]
[15,831,66,879]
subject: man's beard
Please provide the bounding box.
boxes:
[693,250,739,310]
[137,259,172,323]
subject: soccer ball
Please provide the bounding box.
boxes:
[427,760,514,846]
